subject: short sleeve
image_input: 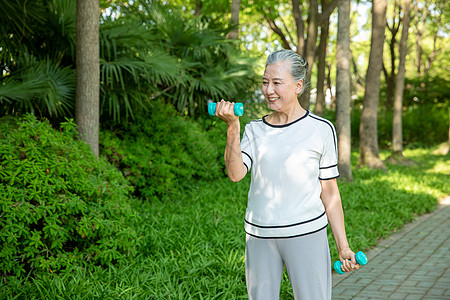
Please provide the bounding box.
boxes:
[240,124,253,173]
[319,122,339,180]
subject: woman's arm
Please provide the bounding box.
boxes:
[320,178,359,272]
[215,100,247,182]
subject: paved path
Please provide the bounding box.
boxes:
[332,201,450,300]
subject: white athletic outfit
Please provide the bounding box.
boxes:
[240,111,339,299]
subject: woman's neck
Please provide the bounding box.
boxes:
[266,105,307,125]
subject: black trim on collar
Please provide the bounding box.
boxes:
[262,110,310,128]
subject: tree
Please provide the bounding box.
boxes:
[411,0,445,77]
[195,0,202,16]
[413,1,425,76]
[383,0,401,109]
[262,0,337,110]
[297,0,337,110]
[228,0,241,39]
[392,0,412,157]
[358,0,387,169]
[76,0,100,156]
[299,0,319,109]
[335,0,353,181]
[314,0,332,116]
[292,0,305,54]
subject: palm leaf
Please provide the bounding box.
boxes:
[144,49,180,85]
[0,58,75,117]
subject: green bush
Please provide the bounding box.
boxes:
[402,104,449,147]
[349,104,449,148]
[0,115,140,278]
[403,75,450,107]
[100,100,224,200]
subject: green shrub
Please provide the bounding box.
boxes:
[402,104,449,147]
[100,100,224,200]
[349,104,449,148]
[403,75,450,107]
[0,115,140,279]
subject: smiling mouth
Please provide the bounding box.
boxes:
[268,97,280,102]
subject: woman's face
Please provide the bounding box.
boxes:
[261,61,303,112]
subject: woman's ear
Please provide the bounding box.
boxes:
[295,79,304,95]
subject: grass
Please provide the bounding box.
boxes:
[1,147,449,299]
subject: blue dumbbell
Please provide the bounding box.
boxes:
[334,251,368,275]
[208,102,244,116]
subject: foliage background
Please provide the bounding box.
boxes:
[0,0,449,298]
[0,0,260,121]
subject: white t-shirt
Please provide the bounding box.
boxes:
[240,111,339,238]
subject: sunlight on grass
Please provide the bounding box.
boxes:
[425,159,450,174]
[377,148,450,198]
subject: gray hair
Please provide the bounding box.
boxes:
[265,49,310,94]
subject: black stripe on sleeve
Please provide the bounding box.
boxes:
[242,151,252,168]
[243,162,249,174]
[319,164,338,170]
[309,114,338,155]
[319,175,340,180]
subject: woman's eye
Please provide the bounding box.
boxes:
[262,81,268,85]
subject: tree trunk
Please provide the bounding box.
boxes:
[228,0,241,39]
[358,0,387,169]
[392,0,412,157]
[384,0,401,109]
[315,0,331,116]
[327,60,334,107]
[195,0,202,16]
[383,63,395,109]
[335,0,353,181]
[76,0,100,156]
[300,0,319,110]
[351,51,364,90]
[292,0,305,55]
[413,2,426,76]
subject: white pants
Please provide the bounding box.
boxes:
[245,228,331,300]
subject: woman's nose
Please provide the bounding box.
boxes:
[266,83,275,94]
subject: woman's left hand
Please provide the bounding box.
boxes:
[339,248,360,272]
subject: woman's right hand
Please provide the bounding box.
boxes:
[215,99,240,125]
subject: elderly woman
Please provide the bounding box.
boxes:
[214,49,359,300]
